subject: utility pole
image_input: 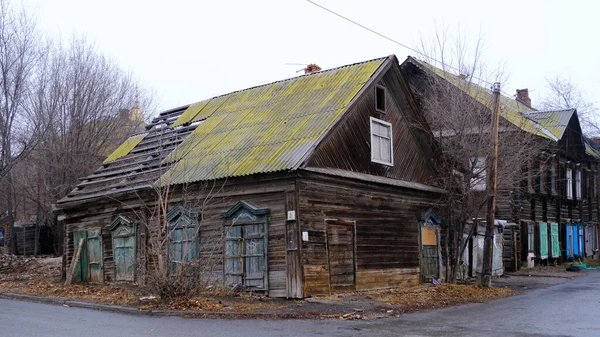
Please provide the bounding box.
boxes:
[481,82,501,287]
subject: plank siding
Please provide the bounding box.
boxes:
[307,67,437,187]
[297,172,442,295]
[62,174,294,296]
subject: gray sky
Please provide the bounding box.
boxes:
[23,0,599,112]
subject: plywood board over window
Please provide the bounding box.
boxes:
[419,208,442,283]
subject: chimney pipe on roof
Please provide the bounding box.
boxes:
[516,88,531,107]
[304,64,321,74]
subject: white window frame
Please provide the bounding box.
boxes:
[576,169,582,199]
[370,117,393,166]
[566,168,573,200]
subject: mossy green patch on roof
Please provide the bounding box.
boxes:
[157,57,385,186]
[103,133,148,164]
[523,109,576,140]
[411,59,556,141]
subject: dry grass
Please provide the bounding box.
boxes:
[0,279,139,306]
[376,284,515,311]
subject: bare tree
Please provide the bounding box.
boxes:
[409,27,548,283]
[539,76,598,135]
[0,0,51,253]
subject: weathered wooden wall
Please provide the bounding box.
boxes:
[61,174,294,296]
[297,172,442,296]
[307,64,438,187]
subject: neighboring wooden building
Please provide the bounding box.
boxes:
[56,55,445,298]
[401,57,600,269]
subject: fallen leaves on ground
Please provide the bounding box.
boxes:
[376,283,515,311]
[148,296,285,312]
[0,279,139,306]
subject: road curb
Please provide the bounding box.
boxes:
[0,292,292,319]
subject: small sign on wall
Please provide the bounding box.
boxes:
[287,210,296,221]
[302,231,309,242]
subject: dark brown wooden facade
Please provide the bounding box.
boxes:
[400,56,600,268]
[56,55,445,298]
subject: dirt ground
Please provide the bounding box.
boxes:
[1,254,588,319]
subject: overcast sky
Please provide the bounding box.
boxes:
[22,0,599,113]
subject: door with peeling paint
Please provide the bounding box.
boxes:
[86,229,103,282]
[73,228,103,283]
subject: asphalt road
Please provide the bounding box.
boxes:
[1,273,599,337]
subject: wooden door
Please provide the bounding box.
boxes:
[113,234,135,281]
[86,229,103,282]
[566,224,574,258]
[73,230,88,283]
[326,221,355,292]
[420,226,439,282]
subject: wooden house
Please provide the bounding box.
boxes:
[56,55,445,298]
[400,57,600,269]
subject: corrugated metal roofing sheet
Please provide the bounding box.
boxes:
[585,142,600,158]
[523,108,576,140]
[103,133,148,163]
[157,57,386,186]
[410,59,557,141]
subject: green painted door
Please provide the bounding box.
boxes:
[539,223,548,259]
[86,229,103,282]
[550,223,560,258]
[73,230,88,283]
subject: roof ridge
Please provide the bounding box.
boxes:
[175,55,392,110]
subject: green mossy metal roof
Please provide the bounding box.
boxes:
[156,57,386,186]
[103,133,148,163]
[409,58,557,141]
[523,108,576,140]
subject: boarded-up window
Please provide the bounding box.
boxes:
[167,206,199,273]
[221,201,269,291]
[225,224,267,289]
[370,117,393,166]
[110,216,136,282]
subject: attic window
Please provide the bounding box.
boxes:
[375,85,386,113]
[370,117,393,166]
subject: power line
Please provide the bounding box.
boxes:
[305,0,515,96]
